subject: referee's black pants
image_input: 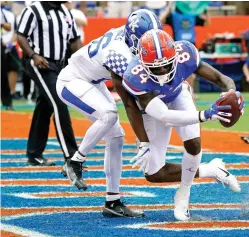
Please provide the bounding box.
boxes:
[1,43,13,107]
[25,58,78,161]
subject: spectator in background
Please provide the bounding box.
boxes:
[241,29,249,144]
[1,1,22,100]
[145,1,167,17]
[106,1,133,18]
[242,29,249,90]
[160,1,209,94]
[240,55,249,144]
[242,57,249,84]
[64,1,87,44]
[1,5,14,110]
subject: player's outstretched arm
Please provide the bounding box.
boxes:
[112,73,151,173]
[136,91,231,126]
[195,61,236,91]
[196,61,244,115]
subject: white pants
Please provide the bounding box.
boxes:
[144,83,200,175]
[57,77,124,194]
[56,78,124,140]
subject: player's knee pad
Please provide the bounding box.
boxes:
[99,110,118,128]
[184,137,201,156]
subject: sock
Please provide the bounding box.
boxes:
[71,151,85,162]
[106,194,120,202]
[180,150,202,195]
[104,136,123,194]
[176,183,191,198]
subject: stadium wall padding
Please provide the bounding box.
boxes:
[83,16,249,49]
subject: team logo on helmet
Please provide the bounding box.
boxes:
[141,46,148,56]
[165,40,174,49]
[129,16,139,32]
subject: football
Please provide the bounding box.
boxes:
[216,90,241,128]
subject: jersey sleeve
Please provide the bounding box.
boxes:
[103,41,132,78]
[180,40,200,69]
[122,59,148,96]
[17,7,36,37]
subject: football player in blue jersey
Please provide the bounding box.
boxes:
[120,29,245,221]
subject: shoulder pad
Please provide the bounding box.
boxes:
[122,57,149,95]
[176,40,200,68]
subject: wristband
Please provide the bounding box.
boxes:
[199,111,206,122]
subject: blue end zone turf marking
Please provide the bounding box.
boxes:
[1,169,249,180]
[1,138,249,237]
[2,210,249,237]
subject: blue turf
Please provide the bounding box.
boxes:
[1,138,249,236]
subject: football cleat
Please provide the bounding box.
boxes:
[174,192,190,221]
[208,158,241,192]
[62,162,88,178]
[27,157,56,166]
[65,159,88,191]
[103,199,145,218]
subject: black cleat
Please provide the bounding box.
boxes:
[61,162,88,178]
[27,157,56,166]
[65,159,88,190]
[103,199,145,218]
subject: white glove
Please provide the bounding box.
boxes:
[130,142,151,173]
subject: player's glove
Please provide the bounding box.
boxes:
[220,89,245,116]
[130,142,150,174]
[199,101,231,123]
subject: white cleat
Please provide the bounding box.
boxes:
[174,193,190,221]
[208,158,241,192]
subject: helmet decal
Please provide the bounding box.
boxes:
[125,9,163,55]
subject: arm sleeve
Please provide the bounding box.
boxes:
[17,7,36,37]
[145,96,200,127]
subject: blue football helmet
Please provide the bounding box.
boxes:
[125,9,163,55]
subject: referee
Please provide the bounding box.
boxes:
[1,6,14,110]
[17,1,82,166]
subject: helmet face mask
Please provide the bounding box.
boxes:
[127,34,139,55]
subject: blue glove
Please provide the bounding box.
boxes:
[199,101,231,123]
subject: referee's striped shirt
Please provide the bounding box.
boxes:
[17,1,80,60]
